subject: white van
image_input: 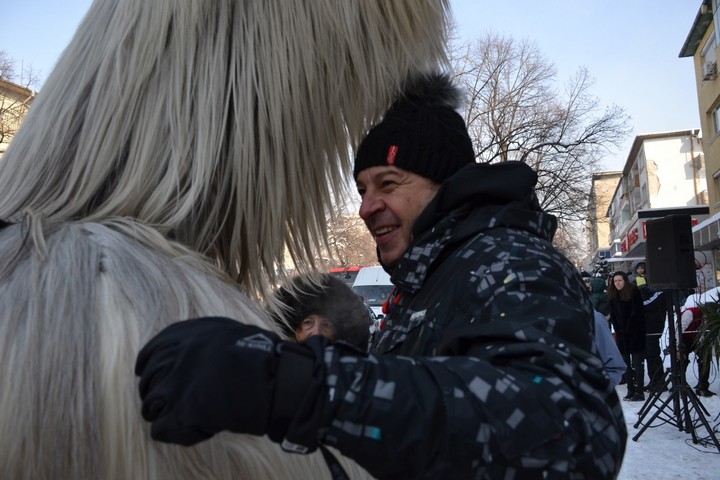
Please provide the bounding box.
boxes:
[352,266,394,319]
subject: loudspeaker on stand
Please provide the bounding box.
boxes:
[645,214,696,290]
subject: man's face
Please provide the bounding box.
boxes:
[356,166,440,265]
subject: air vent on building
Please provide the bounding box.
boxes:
[703,60,717,80]
[694,153,704,170]
[700,190,709,205]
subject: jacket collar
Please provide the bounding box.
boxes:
[388,161,556,293]
[411,161,540,238]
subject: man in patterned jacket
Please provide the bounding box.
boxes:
[136,72,627,479]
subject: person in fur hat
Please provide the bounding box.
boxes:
[269,273,373,350]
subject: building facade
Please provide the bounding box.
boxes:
[606,131,710,285]
[0,77,36,157]
[583,171,622,274]
[682,0,720,290]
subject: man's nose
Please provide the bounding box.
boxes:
[359,192,383,221]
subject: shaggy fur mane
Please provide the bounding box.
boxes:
[0,0,451,477]
[0,217,370,479]
[0,0,450,297]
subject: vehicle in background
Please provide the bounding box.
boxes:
[352,266,394,319]
[329,266,362,286]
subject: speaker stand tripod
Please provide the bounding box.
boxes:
[632,290,720,452]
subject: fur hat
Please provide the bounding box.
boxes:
[270,273,372,349]
[353,71,475,183]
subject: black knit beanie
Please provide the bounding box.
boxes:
[353,72,475,183]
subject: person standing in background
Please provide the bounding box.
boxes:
[679,305,716,397]
[638,285,666,392]
[589,276,610,320]
[632,261,647,287]
[609,271,647,401]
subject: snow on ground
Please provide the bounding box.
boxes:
[618,356,720,479]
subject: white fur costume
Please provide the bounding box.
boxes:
[0,0,450,478]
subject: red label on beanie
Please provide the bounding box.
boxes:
[386,145,398,165]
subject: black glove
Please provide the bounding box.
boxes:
[135,317,324,448]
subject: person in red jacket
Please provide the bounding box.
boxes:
[679,306,715,397]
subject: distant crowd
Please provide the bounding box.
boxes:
[582,260,715,400]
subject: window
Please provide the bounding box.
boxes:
[637,149,646,172]
[714,0,720,46]
[621,204,631,224]
[711,104,720,137]
[704,21,718,66]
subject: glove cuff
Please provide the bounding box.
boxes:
[268,341,323,451]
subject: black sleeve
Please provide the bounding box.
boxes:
[319,341,622,479]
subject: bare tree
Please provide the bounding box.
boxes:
[0,50,39,148]
[0,52,14,80]
[277,177,377,277]
[319,184,379,268]
[450,33,631,237]
[552,222,588,267]
[0,50,40,86]
[324,210,378,268]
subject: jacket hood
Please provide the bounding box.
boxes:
[631,259,646,271]
[589,277,607,293]
[412,161,555,241]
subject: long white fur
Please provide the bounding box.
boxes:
[0,218,370,478]
[0,0,449,296]
[0,0,450,478]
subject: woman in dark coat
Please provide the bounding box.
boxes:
[608,271,647,401]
